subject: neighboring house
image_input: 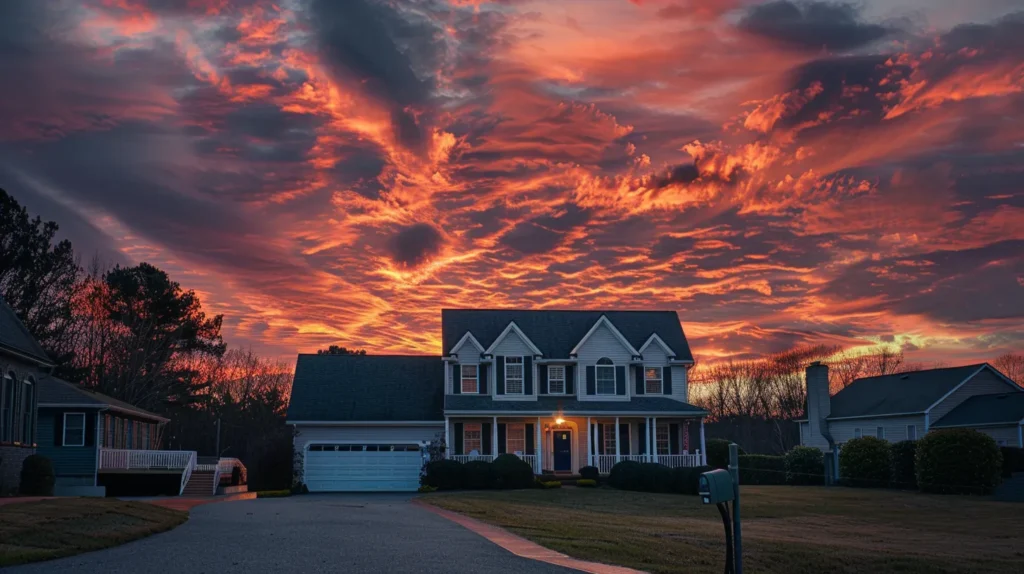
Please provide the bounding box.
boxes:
[0,297,52,494]
[37,377,170,496]
[800,362,1024,456]
[287,309,709,492]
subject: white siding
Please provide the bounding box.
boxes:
[828,415,926,445]
[575,323,633,402]
[974,425,1023,447]
[671,367,688,403]
[929,368,1021,425]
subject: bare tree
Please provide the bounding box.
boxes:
[992,353,1024,385]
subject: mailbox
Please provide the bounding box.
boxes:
[698,469,735,505]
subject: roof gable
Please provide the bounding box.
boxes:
[571,315,639,357]
[0,297,52,365]
[449,331,484,356]
[484,321,543,356]
[933,392,1024,428]
[829,364,987,419]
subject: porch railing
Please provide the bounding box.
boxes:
[592,452,705,474]
[99,448,197,470]
[179,452,197,495]
[448,453,537,470]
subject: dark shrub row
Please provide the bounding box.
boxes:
[785,447,824,485]
[421,454,535,490]
[737,455,786,485]
[916,429,1002,495]
[607,460,713,495]
[889,440,917,489]
[20,455,55,496]
[839,436,891,488]
[706,439,745,470]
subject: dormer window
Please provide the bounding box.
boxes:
[505,357,524,394]
[644,367,662,394]
[596,358,615,395]
[461,365,479,394]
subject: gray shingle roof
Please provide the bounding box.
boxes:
[0,297,51,365]
[445,395,705,414]
[441,309,694,361]
[829,364,987,419]
[933,392,1024,427]
[37,377,168,422]
[287,355,444,422]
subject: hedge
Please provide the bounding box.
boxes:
[916,429,1003,495]
[737,455,786,485]
[785,447,824,485]
[707,439,745,470]
[889,440,918,489]
[492,454,535,489]
[1000,447,1024,478]
[579,466,600,481]
[640,463,673,493]
[464,460,496,489]
[577,479,598,488]
[256,489,291,498]
[19,455,55,496]
[421,459,466,490]
[839,437,891,488]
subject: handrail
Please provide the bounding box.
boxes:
[179,452,197,496]
[211,463,221,496]
[99,448,197,470]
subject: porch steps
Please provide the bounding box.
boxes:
[181,470,217,496]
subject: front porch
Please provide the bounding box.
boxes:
[444,415,707,475]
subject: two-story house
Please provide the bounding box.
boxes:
[287,309,709,492]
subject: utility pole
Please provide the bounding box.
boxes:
[215,417,221,457]
[729,443,743,574]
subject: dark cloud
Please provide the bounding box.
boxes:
[499,222,563,255]
[652,163,700,188]
[739,1,890,51]
[386,223,445,267]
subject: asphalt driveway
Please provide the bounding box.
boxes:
[7,494,577,573]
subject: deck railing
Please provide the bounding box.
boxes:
[99,448,197,470]
[592,452,705,474]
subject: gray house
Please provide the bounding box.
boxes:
[800,362,1024,455]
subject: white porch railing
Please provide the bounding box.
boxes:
[595,455,617,474]
[449,454,493,463]
[518,454,537,471]
[99,448,197,470]
[658,454,705,468]
[592,452,705,474]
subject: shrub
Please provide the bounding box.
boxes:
[579,466,600,481]
[1000,447,1024,478]
[737,455,786,485]
[639,463,674,493]
[256,489,291,498]
[607,460,643,490]
[492,454,534,489]
[19,455,55,496]
[540,481,562,489]
[464,461,496,489]
[417,485,438,493]
[576,479,598,488]
[669,467,693,494]
[839,437,891,488]
[889,441,918,489]
[785,447,825,486]
[916,429,1003,495]
[678,465,712,495]
[539,473,558,483]
[421,459,466,490]
[706,439,745,470]
[290,482,309,495]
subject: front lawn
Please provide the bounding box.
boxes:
[0,498,188,567]
[424,486,1024,573]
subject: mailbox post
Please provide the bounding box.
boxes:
[698,443,744,574]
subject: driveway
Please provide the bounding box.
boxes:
[7,494,577,573]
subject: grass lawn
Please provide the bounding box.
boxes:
[0,498,188,567]
[424,486,1024,573]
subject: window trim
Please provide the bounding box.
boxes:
[505,356,525,395]
[906,425,917,441]
[644,366,663,395]
[656,423,670,455]
[547,365,566,395]
[21,378,35,445]
[63,412,86,447]
[461,364,479,394]
[1,373,14,443]
[602,424,616,454]
[876,426,885,440]
[463,422,483,455]
[506,423,526,455]
[595,358,616,396]
[853,427,862,439]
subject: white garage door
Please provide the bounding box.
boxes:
[305,444,423,492]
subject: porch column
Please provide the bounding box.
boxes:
[586,417,592,467]
[652,416,658,463]
[444,416,450,459]
[536,417,542,473]
[614,417,621,463]
[645,417,652,462]
[699,418,707,465]
[492,416,499,460]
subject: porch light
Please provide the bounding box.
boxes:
[555,417,565,425]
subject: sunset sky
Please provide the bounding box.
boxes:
[1,0,1022,365]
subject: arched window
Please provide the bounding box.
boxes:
[595,357,615,395]
[1,372,14,442]
[22,377,35,445]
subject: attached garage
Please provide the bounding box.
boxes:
[304,444,424,492]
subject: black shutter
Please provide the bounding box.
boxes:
[84,413,95,447]
[597,424,605,455]
[452,364,461,395]
[497,424,507,454]
[638,422,647,455]
[586,366,596,395]
[453,422,464,454]
[566,365,575,395]
[496,357,506,395]
[670,424,680,454]
[54,411,64,446]
[524,356,534,395]
[479,364,489,394]
[635,365,645,395]
[539,365,548,394]
[482,422,493,455]
[526,424,535,455]
[619,424,630,455]
[615,366,626,395]
[664,367,673,395]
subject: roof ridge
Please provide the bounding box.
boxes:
[852,363,986,382]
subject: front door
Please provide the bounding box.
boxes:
[553,430,572,472]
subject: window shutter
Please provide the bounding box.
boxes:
[526,423,535,455]
[619,424,631,455]
[55,412,64,446]
[663,367,673,395]
[85,413,95,447]
[635,366,645,395]
[638,422,647,455]
[452,364,461,395]
[566,365,575,395]
[597,423,605,455]
[670,424,680,454]
[496,357,505,395]
[479,364,489,394]
[615,366,626,395]
[524,356,534,395]
[482,422,493,455]
[586,366,596,395]
[539,366,548,395]
[497,423,507,454]
[453,422,464,455]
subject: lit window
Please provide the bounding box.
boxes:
[548,366,565,394]
[461,365,479,394]
[506,424,526,454]
[853,428,862,439]
[876,427,885,440]
[464,423,482,454]
[645,367,662,394]
[906,425,917,440]
[657,424,670,455]
[596,358,615,395]
[63,413,86,447]
[505,357,524,394]
[603,424,616,454]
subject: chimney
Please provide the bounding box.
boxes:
[805,362,834,449]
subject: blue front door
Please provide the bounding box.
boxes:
[553,430,572,472]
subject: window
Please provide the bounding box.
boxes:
[603,424,616,454]
[645,367,662,394]
[464,423,482,454]
[998,439,1008,447]
[63,413,86,446]
[906,425,917,440]
[505,357,524,394]
[853,428,862,439]
[506,424,526,454]
[596,358,616,395]
[1,373,13,442]
[461,364,479,394]
[548,365,565,394]
[876,427,885,440]
[21,380,34,444]
[656,423,670,455]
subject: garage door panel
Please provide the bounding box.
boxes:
[305,444,423,492]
